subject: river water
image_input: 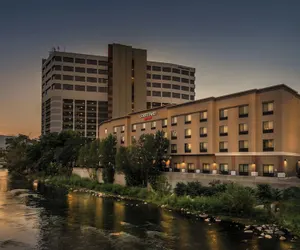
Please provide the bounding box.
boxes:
[0,169,299,250]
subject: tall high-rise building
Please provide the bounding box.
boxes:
[41,43,196,139]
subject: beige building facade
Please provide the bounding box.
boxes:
[41,44,195,139]
[99,84,300,178]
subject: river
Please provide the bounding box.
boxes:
[0,169,299,250]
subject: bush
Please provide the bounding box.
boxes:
[152,175,172,196]
[283,187,300,200]
[174,182,187,196]
[219,184,255,215]
[256,184,273,202]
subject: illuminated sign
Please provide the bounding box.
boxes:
[140,111,157,121]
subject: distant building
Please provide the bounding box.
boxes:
[0,135,13,150]
[41,43,196,139]
[99,84,300,178]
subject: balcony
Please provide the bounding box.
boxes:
[200,134,207,138]
[200,118,207,122]
[220,116,228,121]
[200,149,208,153]
[171,122,177,126]
[185,135,191,139]
[162,125,167,128]
[151,127,156,130]
[263,147,274,152]
[239,113,248,118]
[171,136,177,140]
[220,132,228,137]
[220,148,228,152]
[263,129,274,134]
[239,148,249,152]
[239,131,248,135]
[263,110,274,116]
[171,149,177,153]
[141,128,145,131]
[239,172,249,176]
[185,149,192,153]
[185,120,191,124]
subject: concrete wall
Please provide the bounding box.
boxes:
[73,168,300,189]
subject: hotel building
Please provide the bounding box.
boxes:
[99,84,300,178]
[41,44,195,139]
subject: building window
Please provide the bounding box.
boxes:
[185,143,192,153]
[87,59,97,65]
[54,56,62,62]
[113,127,117,134]
[98,60,108,66]
[187,163,195,173]
[141,123,146,131]
[163,67,171,72]
[152,74,161,80]
[75,67,85,73]
[263,139,274,151]
[172,93,180,98]
[121,125,125,133]
[87,68,97,74]
[75,85,85,91]
[162,119,168,128]
[172,76,180,82]
[263,121,274,133]
[239,164,249,176]
[147,65,151,70]
[152,66,161,71]
[190,72,195,77]
[132,124,137,132]
[172,68,180,74]
[87,86,97,92]
[239,105,249,118]
[263,101,274,115]
[181,78,189,83]
[203,163,210,173]
[219,164,229,175]
[185,114,192,124]
[200,142,208,153]
[162,92,171,97]
[151,121,156,129]
[182,94,189,100]
[200,111,207,122]
[171,144,177,153]
[152,82,161,88]
[220,109,228,120]
[98,87,108,93]
[63,75,74,81]
[171,130,177,140]
[219,125,228,136]
[185,129,192,138]
[63,84,73,90]
[162,75,171,81]
[162,83,171,88]
[181,70,189,75]
[171,116,177,126]
[219,141,228,152]
[239,140,249,152]
[104,129,108,134]
[147,91,151,96]
[239,123,248,135]
[75,58,85,64]
[190,96,195,101]
[163,131,168,138]
[63,57,74,63]
[152,91,161,97]
[200,127,207,137]
[147,82,151,87]
[87,77,97,83]
[147,74,151,79]
[98,69,108,75]
[172,84,180,90]
[263,164,275,177]
[63,66,74,72]
[121,136,125,144]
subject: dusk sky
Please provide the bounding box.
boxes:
[0,0,299,137]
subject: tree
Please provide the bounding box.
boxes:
[77,139,101,180]
[100,134,117,184]
[116,131,169,188]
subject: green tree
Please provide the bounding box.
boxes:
[100,134,117,184]
[77,139,101,180]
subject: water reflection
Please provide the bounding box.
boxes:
[0,169,299,250]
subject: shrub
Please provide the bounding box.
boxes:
[152,175,172,196]
[186,181,203,197]
[256,184,273,202]
[219,184,255,215]
[174,182,187,196]
[283,187,300,200]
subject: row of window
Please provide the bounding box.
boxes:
[52,83,107,93]
[170,139,274,153]
[48,74,107,83]
[147,74,194,83]
[52,56,108,66]
[171,163,275,176]
[147,65,195,76]
[147,82,194,91]
[49,65,108,75]
[147,91,193,100]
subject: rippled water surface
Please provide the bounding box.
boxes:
[0,169,299,250]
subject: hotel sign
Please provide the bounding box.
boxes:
[140,111,157,121]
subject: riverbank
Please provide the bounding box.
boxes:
[32,174,300,242]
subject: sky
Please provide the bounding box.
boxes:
[0,0,300,137]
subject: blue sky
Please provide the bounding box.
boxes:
[0,0,299,136]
